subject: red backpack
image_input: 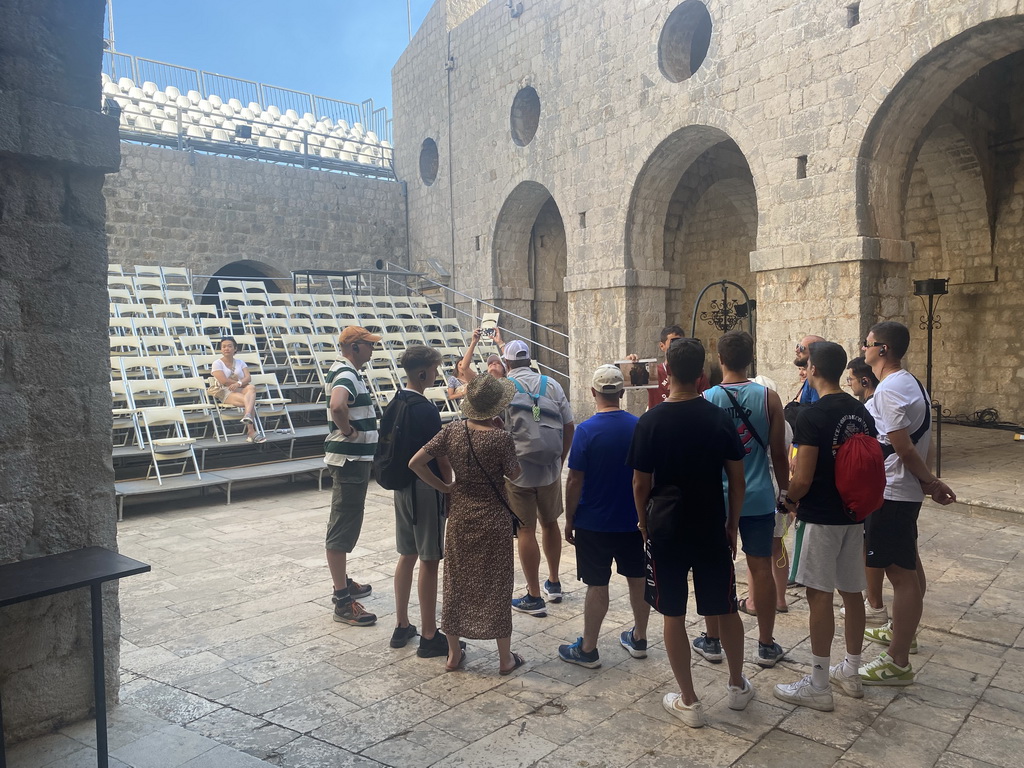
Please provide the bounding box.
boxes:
[834,432,885,522]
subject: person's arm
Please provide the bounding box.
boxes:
[766,389,789,494]
[561,422,575,464]
[564,469,583,544]
[785,444,817,508]
[329,384,355,436]
[493,327,505,354]
[888,427,956,504]
[211,361,231,387]
[724,458,745,559]
[236,361,251,389]
[436,455,453,485]
[632,470,653,542]
[409,447,453,494]
[459,329,481,379]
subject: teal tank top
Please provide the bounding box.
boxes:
[704,381,776,517]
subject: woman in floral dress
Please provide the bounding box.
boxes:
[409,375,525,674]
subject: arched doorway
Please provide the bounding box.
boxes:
[859,18,1024,423]
[492,182,568,384]
[199,260,286,305]
[626,126,758,363]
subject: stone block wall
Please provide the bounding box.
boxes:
[393,0,1024,416]
[0,0,121,743]
[104,144,408,287]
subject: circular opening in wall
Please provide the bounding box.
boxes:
[658,1,713,83]
[510,86,541,147]
[419,138,439,186]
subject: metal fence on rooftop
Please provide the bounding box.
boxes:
[101,51,391,142]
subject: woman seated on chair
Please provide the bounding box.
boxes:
[213,336,264,443]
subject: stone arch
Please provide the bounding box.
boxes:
[491,181,568,380]
[907,122,993,270]
[626,127,758,354]
[857,15,1024,241]
[859,22,1024,422]
[200,259,287,303]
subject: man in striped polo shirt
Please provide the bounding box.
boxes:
[325,326,381,626]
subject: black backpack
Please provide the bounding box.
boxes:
[372,391,419,490]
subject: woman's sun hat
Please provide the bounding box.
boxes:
[461,375,516,421]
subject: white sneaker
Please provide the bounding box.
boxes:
[841,599,888,625]
[773,675,835,711]
[829,663,864,698]
[727,677,755,711]
[662,692,706,728]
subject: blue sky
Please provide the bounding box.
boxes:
[106,0,434,115]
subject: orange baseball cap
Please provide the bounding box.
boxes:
[338,326,382,345]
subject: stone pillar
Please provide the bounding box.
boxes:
[0,0,121,743]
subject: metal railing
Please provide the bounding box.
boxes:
[103,50,392,143]
[378,263,571,383]
[103,93,394,179]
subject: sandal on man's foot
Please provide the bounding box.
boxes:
[738,597,757,616]
[499,652,526,676]
[252,433,267,444]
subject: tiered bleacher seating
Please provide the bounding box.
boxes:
[110,265,492,515]
[102,74,393,173]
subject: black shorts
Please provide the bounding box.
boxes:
[574,529,646,586]
[864,499,921,570]
[644,530,737,618]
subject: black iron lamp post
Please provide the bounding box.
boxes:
[913,277,948,395]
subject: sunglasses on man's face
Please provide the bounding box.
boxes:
[795,344,807,353]
[861,341,885,349]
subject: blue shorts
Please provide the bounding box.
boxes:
[739,513,776,558]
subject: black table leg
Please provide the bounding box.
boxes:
[90,583,108,768]
[1,670,7,768]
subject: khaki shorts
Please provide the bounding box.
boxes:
[505,478,563,528]
[794,522,867,594]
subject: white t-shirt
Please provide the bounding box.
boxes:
[867,369,930,502]
[213,358,247,382]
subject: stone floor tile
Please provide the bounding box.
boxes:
[934,752,1003,768]
[270,735,384,768]
[57,705,167,752]
[535,709,678,768]
[970,685,1024,729]
[120,645,183,674]
[340,654,449,708]
[184,707,298,761]
[777,687,887,749]
[425,688,536,743]
[431,722,559,768]
[625,721,754,768]
[845,717,952,768]
[414,662,509,706]
[146,651,230,686]
[948,716,1024,768]
[991,659,1024,693]
[42,748,133,768]
[5,733,85,768]
[221,661,352,716]
[263,690,360,733]
[109,723,220,768]
[177,743,277,767]
[360,721,469,767]
[730,729,843,768]
[179,667,254,700]
[881,684,977,734]
[310,689,447,753]
[119,678,222,725]
[915,659,996,697]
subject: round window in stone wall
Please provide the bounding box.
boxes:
[510,86,541,147]
[658,1,713,83]
[419,138,439,186]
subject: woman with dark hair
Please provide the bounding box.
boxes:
[211,336,263,442]
[409,375,524,674]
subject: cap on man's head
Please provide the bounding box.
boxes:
[502,339,530,361]
[338,326,382,346]
[592,364,624,394]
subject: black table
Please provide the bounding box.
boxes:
[0,547,151,768]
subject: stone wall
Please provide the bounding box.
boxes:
[393,0,1024,417]
[0,0,121,742]
[104,144,408,288]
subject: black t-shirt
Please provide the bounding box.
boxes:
[398,389,443,478]
[627,398,745,535]
[792,392,877,525]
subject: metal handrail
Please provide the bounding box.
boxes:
[379,262,569,341]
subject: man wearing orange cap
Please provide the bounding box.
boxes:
[324,326,382,626]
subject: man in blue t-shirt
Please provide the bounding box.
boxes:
[557,365,650,669]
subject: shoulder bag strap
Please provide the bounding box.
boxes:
[721,385,766,450]
[463,421,523,532]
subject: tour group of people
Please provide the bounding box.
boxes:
[311,319,955,728]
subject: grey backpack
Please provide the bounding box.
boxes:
[507,376,564,466]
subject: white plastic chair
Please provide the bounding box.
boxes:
[140,407,201,484]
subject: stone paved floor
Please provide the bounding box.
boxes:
[11,460,1024,768]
